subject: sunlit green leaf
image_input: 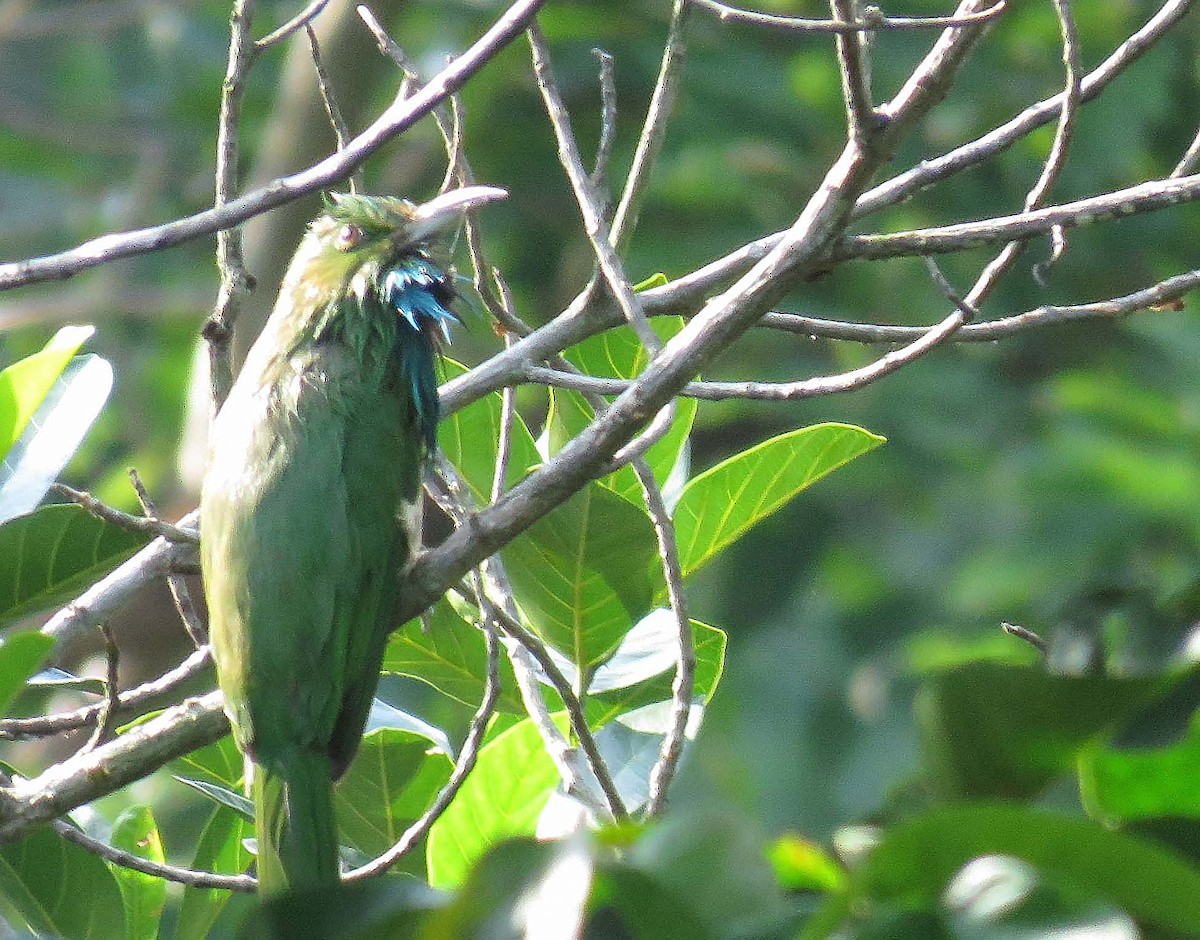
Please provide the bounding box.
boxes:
[336,727,453,857]
[176,807,253,940]
[0,504,151,628]
[0,630,53,715]
[0,820,127,939]
[382,599,524,714]
[673,423,884,578]
[426,716,564,889]
[1080,713,1200,823]
[0,325,94,459]
[439,358,540,506]
[110,806,166,940]
[502,483,661,672]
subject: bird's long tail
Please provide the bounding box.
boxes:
[252,749,339,898]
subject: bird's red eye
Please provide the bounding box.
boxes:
[335,224,363,251]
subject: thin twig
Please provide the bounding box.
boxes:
[692,0,1007,32]
[831,0,878,143]
[492,334,518,504]
[634,463,693,818]
[854,0,1188,219]
[0,646,212,740]
[965,0,1080,305]
[1171,124,1200,178]
[129,469,207,648]
[1002,621,1049,657]
[206,0,257,410]
[0,0,546,292]
[306,24,357,193]
[255,0,331,50]
[51,483,198,544]
[345,614,502,880]
[610,0,691,253]
[83,624,122,752]
[529,24,661,356]
[590,48,617,191]
[429,461,626,820]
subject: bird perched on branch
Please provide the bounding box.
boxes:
[200,186,506,898]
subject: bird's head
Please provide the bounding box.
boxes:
[292,186,507,305]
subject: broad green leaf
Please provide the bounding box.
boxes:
[0,821,127,939]
[502,483,661,672]
[382,599,524,714]
[25,665,107,696]
[0,630,53,714]
[547,387,696,506]
[1080,713,1200,822]
[169,728,243,790]
[0,504,151,627]
[0,353,114,523]
[174,777,254,821]
[917,661,1175,798]
[557,317,695,501]
[426,715,564,889]
[336,727,453,857]
[110,806,166,940]
[589,619,726,726]
[673,423,885,578]
[857,804,1200,935]
[439,358,540,506]
[0,325,94,459]
[176,807,253,940]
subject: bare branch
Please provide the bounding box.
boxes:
[0,691,230,843]
[345,615,502,880]
[610,0,691,253]
[0,646,212,740]
[206,0,257,409]
[691,0,1007,33]
[0,0,546,292]
[51,483,198,545]
[255,0,332,50]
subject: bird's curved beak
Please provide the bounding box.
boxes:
[405,185,508,243]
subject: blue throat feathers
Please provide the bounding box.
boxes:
[380,255,461,453]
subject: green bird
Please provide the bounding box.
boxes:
[200,186,505,898]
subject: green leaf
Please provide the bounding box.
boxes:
[1080,713,1200,822]
[438,358,540,506]
[174,777,254,821]
[557,317,696,501]
[336,727,453,857]
[673,423,885,578]
[633,272,669,291]
[857,804,1200,935]
[169,730,244,791]
[589,619,726,725]
[0,630,54,715]
[175,807,253,940]
[110,806,166,940]
[767,834,847,893]
[0,821,127,939]
[382,599,524,714]
[0,325,94,460]
[426,715,564,889]
[917,661,1174,798]
[502,483,661,672]
[0,504,152,628]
